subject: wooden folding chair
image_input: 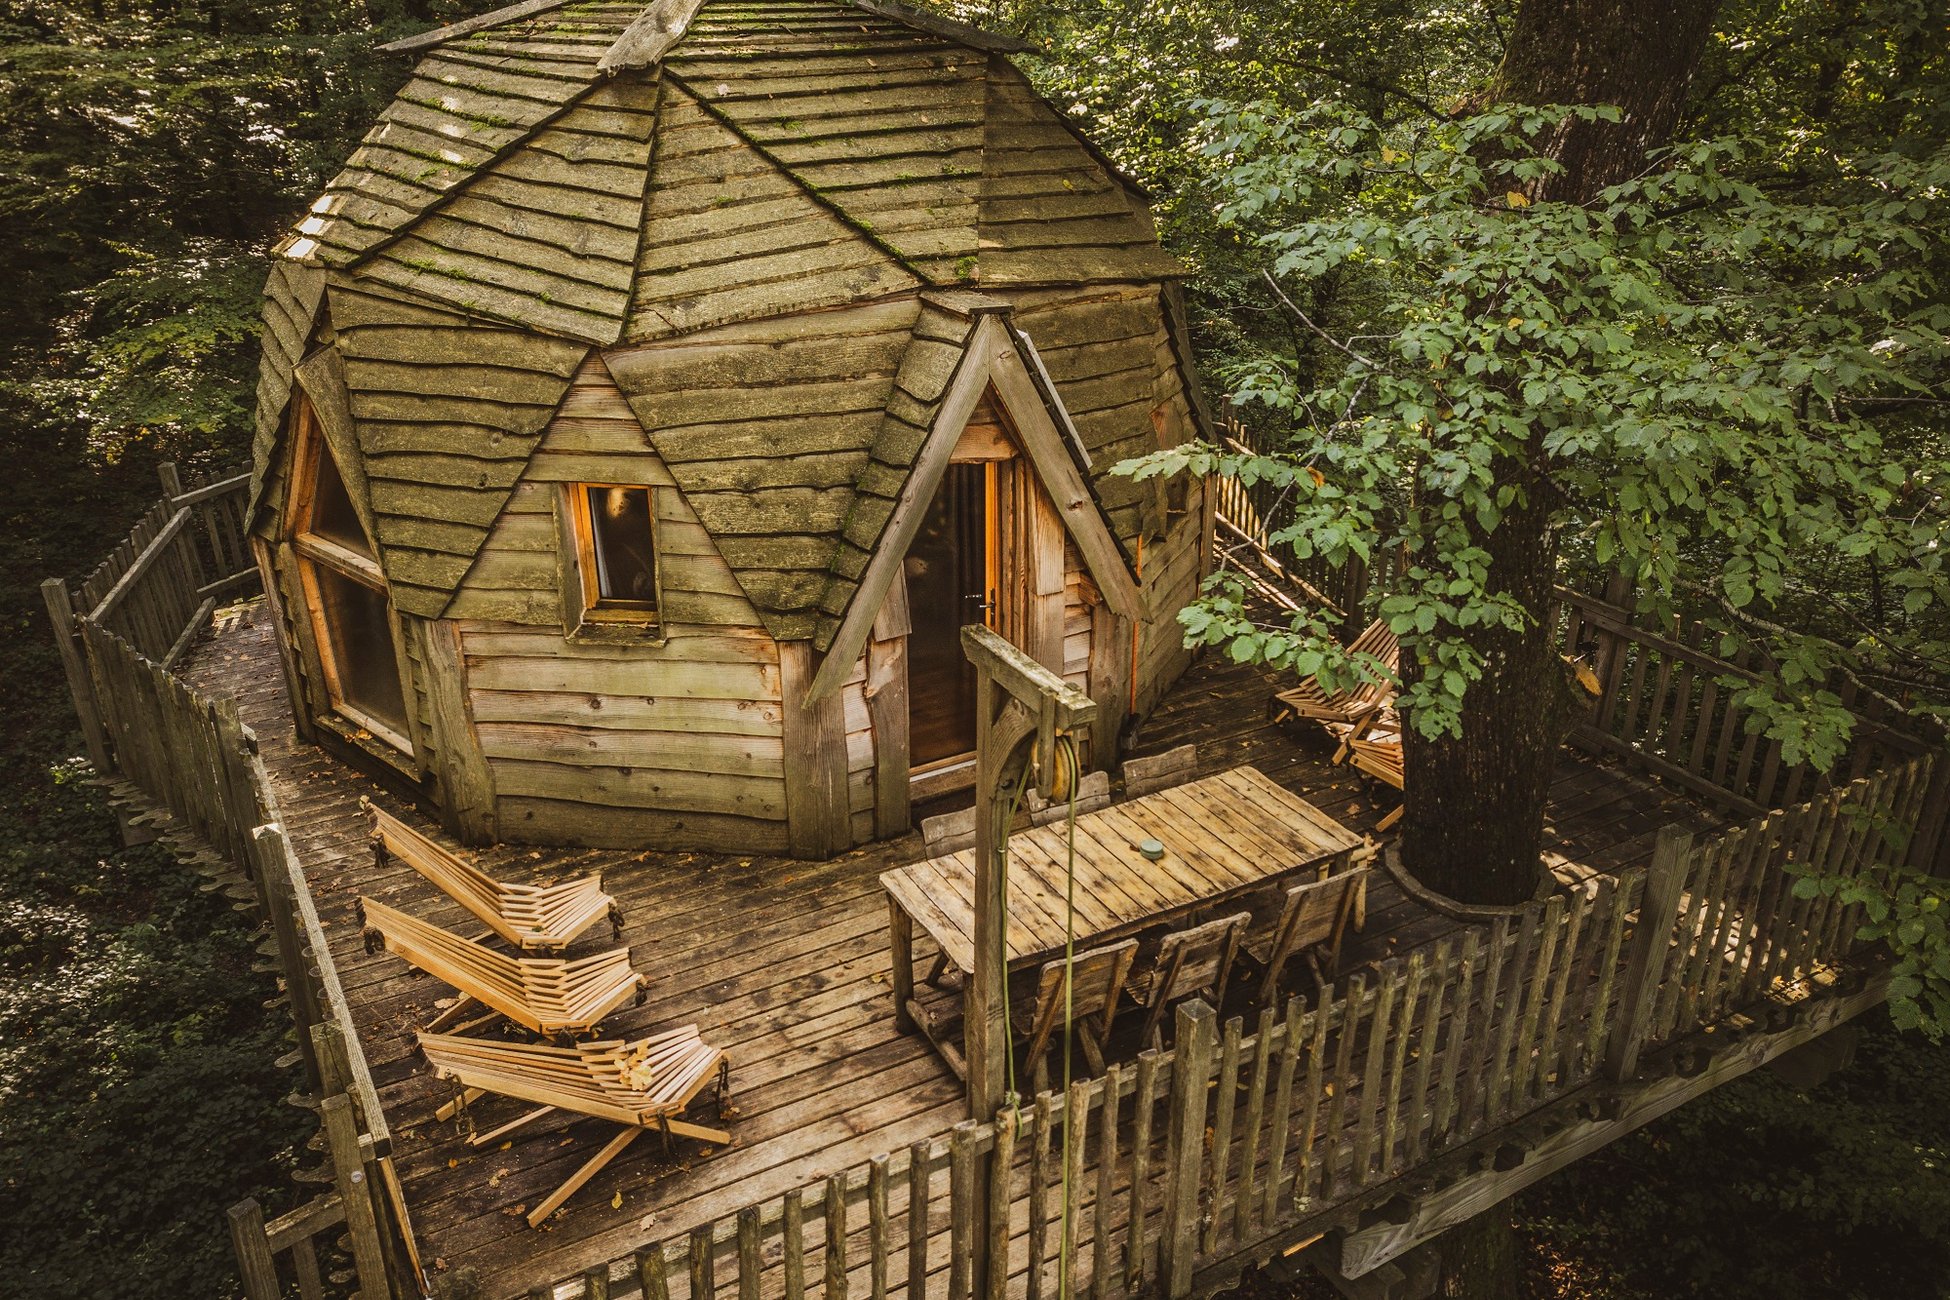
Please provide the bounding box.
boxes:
[1011,938,1138,1095]
[1333,710,1405,832]
[1243,866,1371,1004]
[358,897,645,1039]
[364,798,620,952]
[1127,911,1251,1048]
[1272,619,1400,729]
[420,1025,730,1227]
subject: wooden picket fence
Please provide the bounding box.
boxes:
[43,467,417,1298]
[541,758,1926,1300]
[1556,588,1950,875]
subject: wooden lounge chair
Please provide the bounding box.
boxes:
[1127,911,1251,1048]
[1272,619,1400,729]
[364,798,619,952]
[420,1026,730,1228]
[1013,938,1138,1095]
[1334,711,1405,832]
[358,897,645,1039]
[1243,866,1371,1004]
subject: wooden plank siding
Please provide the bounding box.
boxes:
[447,352,793,851]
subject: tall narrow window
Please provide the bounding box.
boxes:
[570,483,659,623]
[289,396,411,751]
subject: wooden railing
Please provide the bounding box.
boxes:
[539,760,1926,1300]
[71,465,254,665]
[1557,588,1950,876]
[1196,451,1946,872]
[44,469,417,1298]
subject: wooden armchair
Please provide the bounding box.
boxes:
[1011,938,1138,1095]
[1272,619,1400,729]
[421,1025,729,1227]
[1127,911,1251,1048]
[1242,866,1370,1004]
[364,798,619,952]
[358,897,644,1039]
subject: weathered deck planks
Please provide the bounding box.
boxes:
[178,601,1716,1298]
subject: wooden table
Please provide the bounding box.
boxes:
[881,765,1364,1047]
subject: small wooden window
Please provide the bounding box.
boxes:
[570,483,659,622]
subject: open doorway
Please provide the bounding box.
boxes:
[904,460,994,772]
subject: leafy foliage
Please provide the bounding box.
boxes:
[1516,1010,1950,1300]
[1120,92,1948,758]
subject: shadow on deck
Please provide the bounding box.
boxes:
[177,601,1718,1298]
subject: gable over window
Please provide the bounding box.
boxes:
[288,393,411,752]
[568,483,660,628]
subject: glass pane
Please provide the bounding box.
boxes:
[308,443,371,557]
[585,486,657,605]
[312,564,408,738]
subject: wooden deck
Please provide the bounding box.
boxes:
[178,602,1719,1299]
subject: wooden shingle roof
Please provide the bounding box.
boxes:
[255,0,1191,634]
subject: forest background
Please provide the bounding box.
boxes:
[0,0,1944,1296]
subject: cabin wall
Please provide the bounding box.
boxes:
[442,355,792,853]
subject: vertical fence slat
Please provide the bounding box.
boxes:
[1124,1049,1160,1292]
[1234,1005,1274,1240]
[1202,1016,1242,1253]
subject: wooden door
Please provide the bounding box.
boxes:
[904,462,993,769]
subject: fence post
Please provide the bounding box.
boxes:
[157,461,185,501]
[227,1197,280,1300]
[257,825,322,1091]
[1605,828,1692,1081]
[1161,999,1217,1299]
[322,1092,392,1300]
[40,578,114,774]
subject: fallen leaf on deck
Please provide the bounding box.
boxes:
[500,1141,512,1150]
[612,1190,624,1208]
[448,1158,458,1169]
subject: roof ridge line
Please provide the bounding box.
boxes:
[847,0,1034,54]
[661,71,934,285]
[332,75,659,343]
[376,0,578,56]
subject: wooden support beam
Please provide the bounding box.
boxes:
[1605,828,1692,1081]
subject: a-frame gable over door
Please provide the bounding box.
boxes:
[806,310,1141,704]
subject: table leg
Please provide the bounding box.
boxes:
[888,895,915,1032]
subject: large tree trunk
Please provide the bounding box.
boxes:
[1398,0,1723,908]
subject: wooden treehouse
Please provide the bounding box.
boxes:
[246,0,1207,859]
[37,3,1949,1300]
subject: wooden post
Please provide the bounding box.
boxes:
[157,461,185,501]
[1605,828,1693,1081]
[256,825,322,1090]
[227,1198,280,1300]
[321,1093,390,1300]
[1161,999,1217,1299]
[40,578,113,774]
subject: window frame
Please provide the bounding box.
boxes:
[566,481,662,628]
[286,394,415,755]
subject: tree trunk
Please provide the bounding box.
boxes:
[1398,0,1723,905]
[1435,1206,1522,1300]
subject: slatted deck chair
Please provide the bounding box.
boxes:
[1127,911,1252,1048]
[1334,710,1405,832]
[1272,619,1401,729]
[358,897,645,1039]
[363,798,619,952]
[420,1026,730,1228]
[1012,938,1138,1096]
[1242,866,1371,1004]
